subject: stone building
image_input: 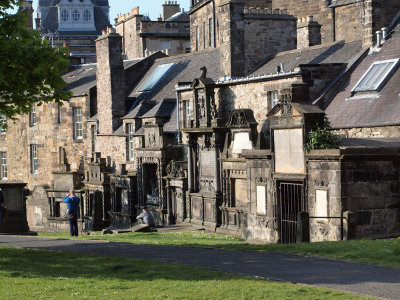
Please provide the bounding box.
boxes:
[115,2,190,59]
[2,0,400,241]
[36,0,111,64]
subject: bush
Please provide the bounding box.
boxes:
[303,118,341,152]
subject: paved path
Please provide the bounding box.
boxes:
[1,235,399,299]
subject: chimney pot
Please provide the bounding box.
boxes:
[376,30,382,46]
[381,27,387,40]
[307,16,313,22]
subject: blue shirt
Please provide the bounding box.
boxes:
[63,196,80,213]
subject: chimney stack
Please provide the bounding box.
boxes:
[95,30,127,134]
[162,1,181,21]
[297,16,322,49]
[18,0,34,29]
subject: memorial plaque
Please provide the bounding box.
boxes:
[274,128,305,174]
[315,189,328,221]
[256,185,266,214]
[232,132,253,153]
[234,179,248,207]
[200,151,215,177]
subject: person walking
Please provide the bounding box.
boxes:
[63,189,80,236]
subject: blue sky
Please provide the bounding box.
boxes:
[11,0,190,24]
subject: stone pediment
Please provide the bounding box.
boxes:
[226,109,257,129]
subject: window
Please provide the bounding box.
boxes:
[208,18,213,47]
[203,21,206,49]
[74,107,83,139]
[30,105,36,126]
[72,9,80,21]
[183,100,191,128]
[0,115,6,134]
[61,9,69,21]
[30,144,38,174]
[270,91,279,109]
[83,10,91,21]
[0,152,7,180]
[57,104,62,124]
[352,58,400,92]
[127,123,134,161]
[195,26,199,52]
[137,63,174,92]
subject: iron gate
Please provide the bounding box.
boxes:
[278,182,306,243]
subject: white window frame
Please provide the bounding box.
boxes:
[0,115,6,134]
[271,90,279,109]
[0,152,7,180]
[74,107,83,140]
[127,123,134,161]
[30,105,37,127]
[184,100,191,128]
[31,144,38,174]
[352,58,400,93]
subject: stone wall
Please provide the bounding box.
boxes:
[190,0,216,51]
[217,77,303,133]
[244,13,297,74]
[116,14,144,59]
[307,149,400,241]
[334,126,400,138]
[95,32,126,134]
[0,96,90,190]
[95,135,128,174]
[307,155,343,242]
[245,155,277,242]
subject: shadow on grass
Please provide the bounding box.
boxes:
[0,247,236,283]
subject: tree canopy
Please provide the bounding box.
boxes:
[0,0,71,121]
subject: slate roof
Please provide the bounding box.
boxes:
[38,0,111,36]
[166,11,190,22]
[251,40,363,76]
[63,58,144,96]
[324,21,400,129]
[126,49,221,132]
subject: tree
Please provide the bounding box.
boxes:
[0,0,71,123]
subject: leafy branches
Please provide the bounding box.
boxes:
[303,117,341,152]
[0,0,71,121]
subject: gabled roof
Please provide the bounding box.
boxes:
[251,40,363,76]
[324,21,400,129]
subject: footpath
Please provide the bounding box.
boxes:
[0,235,399,299]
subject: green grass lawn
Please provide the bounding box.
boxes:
[0,246,371,300]
[38,231,400,269]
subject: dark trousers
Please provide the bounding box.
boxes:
[68,214,78,236]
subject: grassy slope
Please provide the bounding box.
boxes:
[0,247,371,300]
[38,231,400,269]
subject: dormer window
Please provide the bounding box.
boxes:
[352,58,400,93]
[57,0,96,31]
[72,9,80,21]
[84,10,91,21]
[61,10,69,21]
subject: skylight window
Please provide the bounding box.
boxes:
[137,63,174,92]
[352,58,399,92]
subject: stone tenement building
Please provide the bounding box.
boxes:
[1,0,400,242]
[115,2,190,59]
[36,0,111,64]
